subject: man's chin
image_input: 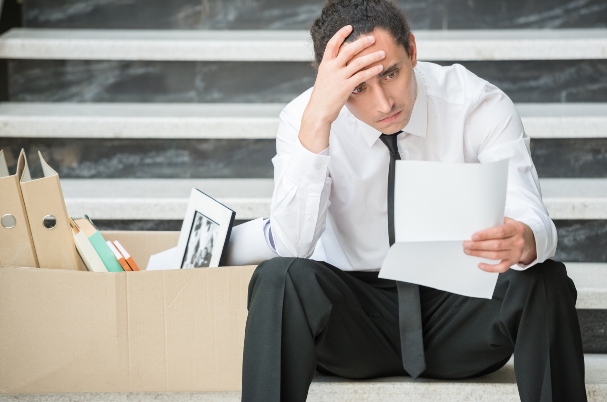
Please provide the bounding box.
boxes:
[373,120,406,134]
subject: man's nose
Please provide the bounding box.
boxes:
[374,87,393,115]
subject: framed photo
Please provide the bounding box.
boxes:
[174,188,236,269]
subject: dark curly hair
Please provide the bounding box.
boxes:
[310,0,412,69]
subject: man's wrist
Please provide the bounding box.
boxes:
[519,222,537,265]
[299,111,332,154]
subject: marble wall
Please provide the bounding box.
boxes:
[577,310,607,353]
[1,138,604,179]
[532,139,607,178]
[555,220,607,262]
[0,138,276,179]
[8,59,607,104]
[22,0,607,30]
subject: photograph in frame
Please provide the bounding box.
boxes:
[174,188,236,269]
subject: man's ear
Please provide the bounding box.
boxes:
[409,33,417,67]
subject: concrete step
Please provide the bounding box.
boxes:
[60,178,607,221]
[568,263,607,309]
[1,102,606,139]
[0,354,605,401]
[1,28,606,62]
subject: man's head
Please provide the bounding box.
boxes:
[310,0,418,134]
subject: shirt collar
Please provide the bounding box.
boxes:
[357,67,428,148]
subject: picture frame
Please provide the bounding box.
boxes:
[174,188,236,269]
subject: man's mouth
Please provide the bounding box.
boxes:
[378,110,401,124]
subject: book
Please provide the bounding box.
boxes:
[74,215,124,272]
[69,218,107,273]
[113,240,141,271]
[106,241,132,271]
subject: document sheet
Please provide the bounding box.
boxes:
[379,159,509,299]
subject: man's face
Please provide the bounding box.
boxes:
[343,28,417,135]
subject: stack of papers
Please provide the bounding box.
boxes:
[379,159,509,299]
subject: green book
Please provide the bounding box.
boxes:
[74,215,124,272]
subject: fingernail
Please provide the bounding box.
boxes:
[472,235,479,240]
[368,36,375,42]
[464,249,470,254]
[463,241,470,247]
[379,50,385,57]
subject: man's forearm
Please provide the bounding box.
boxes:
[299,110,332,154]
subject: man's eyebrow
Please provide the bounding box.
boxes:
[358,63,401,85]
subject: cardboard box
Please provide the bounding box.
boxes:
[0,230,257,394]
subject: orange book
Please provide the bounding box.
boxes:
[113,240,141,271]
[106,241,132,271]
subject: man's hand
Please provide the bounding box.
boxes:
[463,217,537,273]
[299,25,386,153]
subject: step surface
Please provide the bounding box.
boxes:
[1,28,606,61]
[60,178,607,220]
[0,354,605,401]
[567,263,607,309]
[1,102,606,139]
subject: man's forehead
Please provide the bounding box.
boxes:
[344,29,404,64]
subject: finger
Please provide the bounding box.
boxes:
[478,260,512,273]
[348,63,384,87]
[324,25,353,61]
[464,248,510,261]
[344,50,385,78]
[471,224,516,241]
[337,34,377,65]
[463,238,515,251]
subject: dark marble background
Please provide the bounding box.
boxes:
[0,138,276,179]
[1,138,605,179]
[577,310,607,353]
[22,0,607,30]
[8,59,607,103]
[555,220,607,262]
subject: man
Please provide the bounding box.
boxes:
[242,0,586,401]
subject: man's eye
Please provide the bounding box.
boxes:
[386,71,397,79]
[352,85,364,94]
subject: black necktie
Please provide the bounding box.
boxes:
[378,131,426,379]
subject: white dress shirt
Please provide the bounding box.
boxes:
[263,61,557,272]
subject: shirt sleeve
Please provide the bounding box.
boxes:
[468,83,558,270]
[267,105,332,258]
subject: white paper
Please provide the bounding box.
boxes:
[224,217,278,266]
[380,241,501,299]
[379,159,509,299]
[146,247,178,271]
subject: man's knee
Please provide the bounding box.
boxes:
[501,259,576,303]
[248,257,325,304]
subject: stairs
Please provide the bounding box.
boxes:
[0,0,606,397]
[0,355,605,400]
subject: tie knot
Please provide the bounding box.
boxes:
[379,131,402,156]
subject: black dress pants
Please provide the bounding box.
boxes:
[241,257,587,402]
